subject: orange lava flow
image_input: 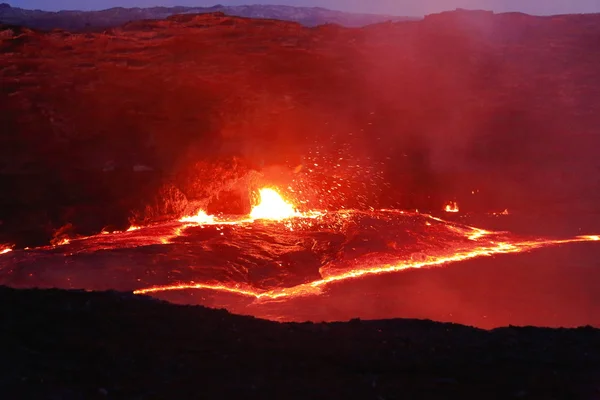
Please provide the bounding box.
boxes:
[467,227,493,241]
[133,235,600,301]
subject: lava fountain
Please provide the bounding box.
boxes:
[249,188,299,220]
[445,202,459,213]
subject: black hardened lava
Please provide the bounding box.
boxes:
[0,286,598,399]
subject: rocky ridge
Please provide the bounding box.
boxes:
[0,2,416,30]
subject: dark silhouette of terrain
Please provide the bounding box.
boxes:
[1,286,599,399]
[0,2,416,30]
[1,10,600,246]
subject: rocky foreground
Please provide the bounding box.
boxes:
[1,286,599,399]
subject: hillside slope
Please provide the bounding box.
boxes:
[1,10,600,246]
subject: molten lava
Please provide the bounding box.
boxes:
[445,202,459,213]
[249,188,299,220]
[1,184,599,327]
[180,210,217,225]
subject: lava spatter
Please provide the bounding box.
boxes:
[0,245,13,255]
[445,202,459,213]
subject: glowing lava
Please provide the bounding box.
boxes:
[133,234,600,300]
[54,238,70,246]
[178,188,302,225]
[445,202,459,213]
[180,210,217,224]
[249,188,299,220]
[0,245,12,255]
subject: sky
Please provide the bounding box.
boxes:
[5,0,600,16]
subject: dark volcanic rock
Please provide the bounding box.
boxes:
[0,286,599,399]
